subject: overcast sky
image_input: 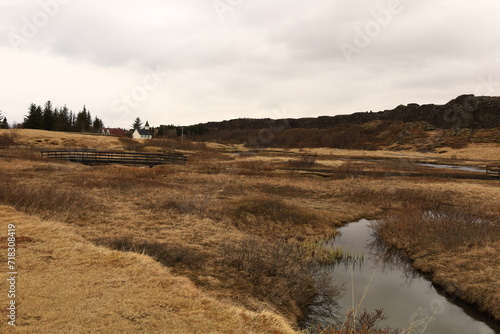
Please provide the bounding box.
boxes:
[1,0,499,128]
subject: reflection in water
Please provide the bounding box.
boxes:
[367,230,420,285]
[320,219,499,334]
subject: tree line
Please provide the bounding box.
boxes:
[23,101,104,132]
[156,124,208,138]
[0,111,8,129]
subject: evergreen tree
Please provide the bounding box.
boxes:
[132,117,142,130]
[21,102,104,133]
[69,111,76,130]
[43,101,54,131]
[0,111,8,129]
[1,117,8,129]
[75,106,93,132]
[52,107,60,130]
[58,105,71,131]
[93,116,104,132]
[75,111,86,132]
[24,103,44,129]
[85,108,92,131]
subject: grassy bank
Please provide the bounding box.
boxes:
[372,204,500,321]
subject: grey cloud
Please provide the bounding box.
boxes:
[1,0,499,127]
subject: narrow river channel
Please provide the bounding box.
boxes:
[327,219,499,333]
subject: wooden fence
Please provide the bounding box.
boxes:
[41,150,187,166]
[486,165,500,178]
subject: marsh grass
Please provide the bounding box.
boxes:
[145,138,209,151]
[373,206,500,251]
[372,205,500,320]
[340,184,454,211]
[219,196,335,235]
[288,154,317,169]
[93,236,206,269]
[145,192,213,215]
[301,239,364,268]
[332,161,369,179]
[220,237,342,324]
[3,129,499,331]
[236,160,277,175]
[0,175,99,221]
[316,309,402,334]
[0,131,18,148]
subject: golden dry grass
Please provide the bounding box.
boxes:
[0,206,296,334]
[287,144,500,165]
[374,206,500,320]
[0,129,124,148]
[418,246,500,320]
[0,129,499,331]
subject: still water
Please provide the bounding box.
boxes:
[327,219,499,334]
[415,163,485,173]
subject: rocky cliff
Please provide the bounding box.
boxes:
[201,95,500,131]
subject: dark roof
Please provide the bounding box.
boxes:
[102,128,125,136]
[145,121,150,127]
[136,129,152,136]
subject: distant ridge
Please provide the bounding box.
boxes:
[198,95,500,131]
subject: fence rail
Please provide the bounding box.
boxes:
[486,165,500,178]
[41,150,187,166]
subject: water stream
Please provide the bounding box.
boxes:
[415,162,485,173]
[340,157,487,173]
[326,219,499,333]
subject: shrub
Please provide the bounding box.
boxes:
[220,237,342,324]
[288,154,317,169]
[146,192,213,215]
[235,160,276,175]
[0,176,99,221]
[145,138,208,151]
[223,196,331,234]
[340,185,453,211]
[318,309,402,334]
[372,206,500,252]
[118,136,144,151]
[93,236,206,269]
[0,132,17,148]
[332,161,368,179]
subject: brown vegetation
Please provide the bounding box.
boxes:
[288,154,317,169]
[0,131,17,148]
[220,237,342,324]
[0,173,99,221]
[93,236,207,269]
[319,309,401,334]
[0,129,498,332]
[373,204,500,320]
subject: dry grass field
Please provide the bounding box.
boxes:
[0,206,296,334]
[0,129,498,333]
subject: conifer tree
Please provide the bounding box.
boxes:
[0,117,8,129]
[0,111,8,129]
[93,116,104,131]
[43,101,54,131]
[24,104,44,129]
[132,117,142,130]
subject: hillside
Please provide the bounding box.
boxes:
[189,95,500,151]
[202,95,500,130]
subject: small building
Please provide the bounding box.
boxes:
[132,129,152,139]
[99,128,126,137]
[132,122,152,139]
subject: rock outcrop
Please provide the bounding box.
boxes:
[201,95,500,131]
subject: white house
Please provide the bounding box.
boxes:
[132,121,153,139]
